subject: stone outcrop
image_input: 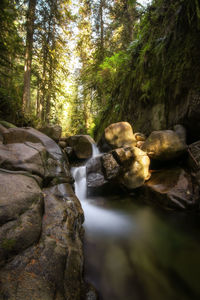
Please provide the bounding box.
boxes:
[141,130,187,161]
[0,127,91,300]
[66,135,95,160]
[143,168,199,210]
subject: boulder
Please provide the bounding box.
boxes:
[0,142,46,178]
[102,122,137,150]
[2,127,73,183]
[86,156,107,191]
[141,130,187,161]
[0,170,43,264]
[39,124,62,141]
[0,126,90,299]
[120,147,150,189]
[112,147,134,165]
[58,140,67,149]
[67,135,95,159]
[101,153,120,180]
[144,168,199,210]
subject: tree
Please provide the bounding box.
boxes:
[22,0,37,113]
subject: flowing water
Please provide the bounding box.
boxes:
[71,145,200,300]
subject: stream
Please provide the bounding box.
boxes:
[71,146,200,300]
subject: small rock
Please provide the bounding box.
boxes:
[101,153,120,180]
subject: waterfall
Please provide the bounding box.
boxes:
[71,143,100,202]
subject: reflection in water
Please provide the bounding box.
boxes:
[72,148,200,300]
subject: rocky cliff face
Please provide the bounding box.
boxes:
[0,127,90,300]
[94,0,200,143]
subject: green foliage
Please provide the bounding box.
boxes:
[94,0,200,139]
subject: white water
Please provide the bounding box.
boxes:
[71,144,132,236]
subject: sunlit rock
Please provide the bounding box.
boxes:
[120,147,150,189]
[99,122,137,151]
[141,130,187,161]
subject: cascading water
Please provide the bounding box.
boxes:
[71,144,132,235]
[71,143,200,300]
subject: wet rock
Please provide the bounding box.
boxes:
[86,156,107,188]
[101,122,137,151]
[67,135,95,159]
[141,130,187,161]
[39,124,62,141]
[102,153,120,180]
[144,168,199,210]
[120,147,150,189]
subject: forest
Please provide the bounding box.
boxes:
[1,0,200,139]
[1,1,200,300]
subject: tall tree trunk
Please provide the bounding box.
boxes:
[99,0,104,61]
[22,0,37,113]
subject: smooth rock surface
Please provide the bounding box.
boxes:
[103,122,137,150]
[144,168,199,210]
[0,142,46,177]
[67,135,95,159]
[141,130,187,161]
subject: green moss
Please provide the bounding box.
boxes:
[2,238,16,251]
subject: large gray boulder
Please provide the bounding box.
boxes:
[67,135,95,160]
[0,127,94,300]
[0,142,46,178]
[141,130,187,161]
[2,127,73,184]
